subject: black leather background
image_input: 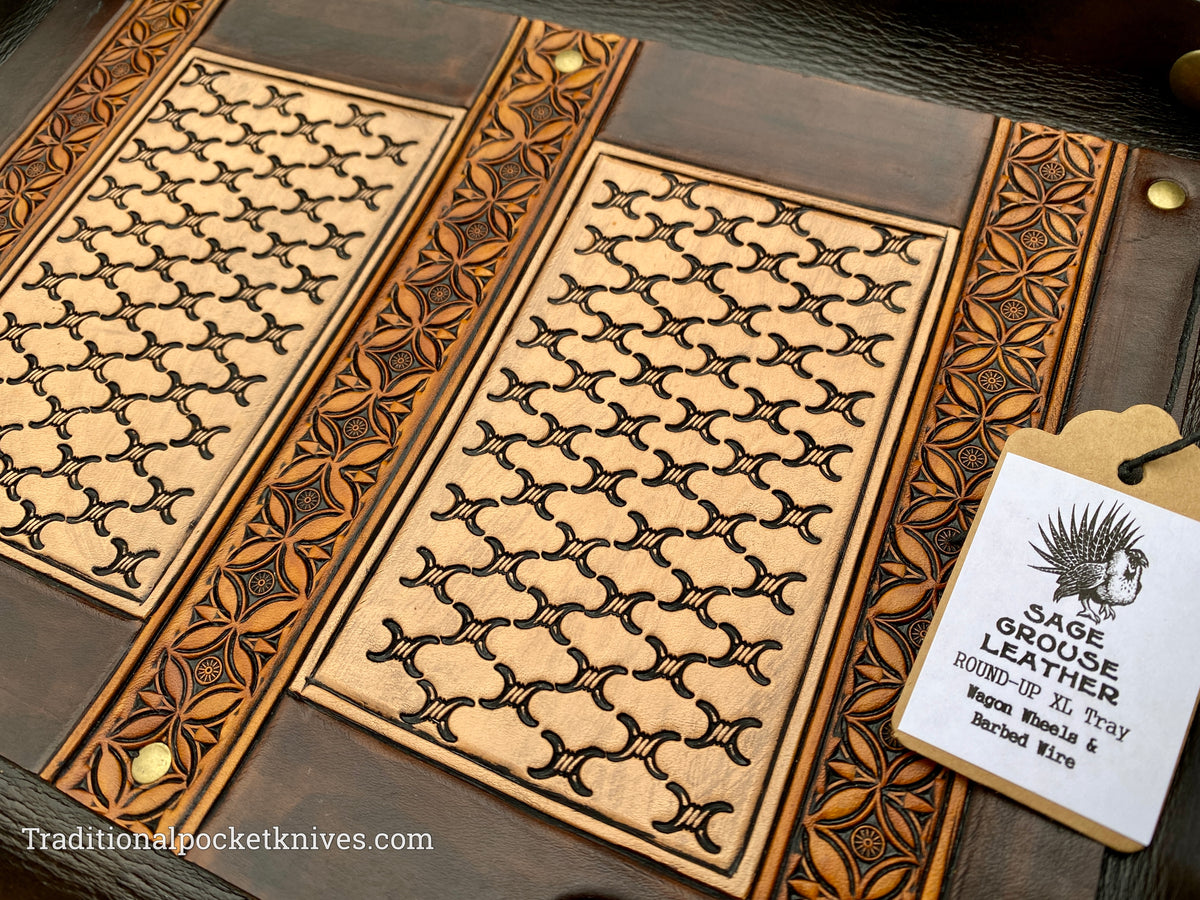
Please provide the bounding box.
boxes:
[13,0,1200,157]
[9,0,1200,157]
[1097,717,1200,900]
[0,0,129,146]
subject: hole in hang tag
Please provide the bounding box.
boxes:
[1117,426,1200,485]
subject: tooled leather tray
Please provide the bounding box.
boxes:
[1,1,1199,899]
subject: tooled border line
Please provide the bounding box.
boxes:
[0,0,226,255]
[774,122,1124,900]
[45,19,638,843]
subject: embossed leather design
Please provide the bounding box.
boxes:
[301,146,957,895]
[0,50,459,613]
[2,1,1200,899]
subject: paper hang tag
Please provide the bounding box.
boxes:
[893,405,1200,852]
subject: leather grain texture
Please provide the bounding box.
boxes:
[41,13,640,880]
[945,789,1104,900]
[0,0,234,772]
[1,2,1200,900]
[1096,717,1200,900]
[937,146,1200,899]
[0,755,248,900]
[0,0,57,67]
[448,0,1200,160]
[0,0,129,147]
[1067,157,1200,900]
[10,0,1200,156]
[600,42,994,226]
[0,559,137,772]
[197,0,517,107]
[1062,148,1200,900]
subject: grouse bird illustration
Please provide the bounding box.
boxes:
[1029,503,1148,623]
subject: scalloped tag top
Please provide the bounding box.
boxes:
[894,405,1200,851]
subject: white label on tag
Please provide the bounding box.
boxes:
[896,452,1200,846]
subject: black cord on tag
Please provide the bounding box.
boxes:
[1118,428,1200,485]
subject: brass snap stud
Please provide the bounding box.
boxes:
[130,742,173,784]
[1170,49,1200,110]
[1147,179,1187,210]
[553,49,584,74]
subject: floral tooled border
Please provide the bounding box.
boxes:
[48,21,637,838]
[0,0,224,253]
[780,122,1122,900]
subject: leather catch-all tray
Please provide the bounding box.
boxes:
[2,2,1200,899]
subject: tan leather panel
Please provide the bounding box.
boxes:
[300,145,957,895]
[0,50,459,613]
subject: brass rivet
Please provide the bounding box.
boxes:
[1170,50,1200,110]
[553,49,584,74]
[130,742,172,784]
[1147,179,1187,210]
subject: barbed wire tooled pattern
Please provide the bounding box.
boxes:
[309,151,950,882]
[0,54,453,609]
[51,24,633,838]
[0,0,223,254]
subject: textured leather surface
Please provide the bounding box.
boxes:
[0,0,56,66]
[601,41,994,226]
[946,789,1103,900]
[1071,149,1200,427]
[9,0,1200,157]
[0,0,129,145]
[1066,149,1200,900]
[0,3,1198,900]
[198,0,516,107]
[450,0,1200,159]
[0,558,138,772]
[1097,717,1200,900]
[0,756,249,900]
